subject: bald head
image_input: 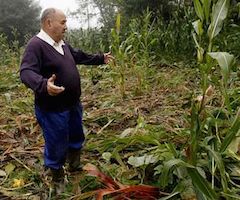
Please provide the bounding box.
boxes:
[40,8,67,42]
[41,8,65,24]
[41,8,56,24]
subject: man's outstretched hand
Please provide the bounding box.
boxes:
[47,74,65,96]
[104,52,115,64]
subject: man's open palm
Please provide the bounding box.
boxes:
[47,74,65,96]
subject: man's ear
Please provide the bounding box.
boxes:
[46,19,52,28]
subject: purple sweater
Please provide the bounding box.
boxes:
[20,36,104,112]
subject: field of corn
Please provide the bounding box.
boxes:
[1,0,240,199]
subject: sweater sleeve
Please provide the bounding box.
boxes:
[20,40,48,95]
[67,43,105,65]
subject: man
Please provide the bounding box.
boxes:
[20,8,113,194]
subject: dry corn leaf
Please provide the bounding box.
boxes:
[83,163,164,200]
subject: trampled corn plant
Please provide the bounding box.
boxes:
[86,115,172,185]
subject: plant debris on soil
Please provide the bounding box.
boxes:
[0,64,198,199]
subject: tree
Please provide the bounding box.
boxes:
[75,0,188,30]
[0,0,41,46]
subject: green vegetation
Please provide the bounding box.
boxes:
[0,0,40,46]
[1,0,240,199]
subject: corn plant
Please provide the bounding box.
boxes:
[126,10,158,95]
[109,13,133,98]
[155,4,195,61]
[158,92,240,199]
[0,34,15,66]
[193,0,230,62]
[192,0,234,113]
[155,1,240,199]
[66,28,106,53]
[208,52,234,113]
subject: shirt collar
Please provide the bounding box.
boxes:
[37,29,65,47]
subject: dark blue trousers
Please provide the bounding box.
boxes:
[35,103,85,169]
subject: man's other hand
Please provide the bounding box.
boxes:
[104,52,115,64]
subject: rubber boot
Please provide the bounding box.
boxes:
[48,168,65,199]
[67,149,82,196]
[67,148,82,173]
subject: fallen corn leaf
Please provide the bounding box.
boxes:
[83,163,124,189]
[83,163,167,200]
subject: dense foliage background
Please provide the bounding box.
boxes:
[0,0,40,46]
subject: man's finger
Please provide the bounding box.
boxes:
[49,83,65,91]
[108,55,115,60]
[104,52,115,64]
[48,74,56,83]
[48,86,65,96]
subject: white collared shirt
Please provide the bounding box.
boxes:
[37,29,65,55]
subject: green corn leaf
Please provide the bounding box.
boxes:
[192,20,203,36]
[220,109,240,153]
[203,145,228,192]
[112,150,126,168]
[158,192,180,200]
[161,159,217,199]
[192,33,200,48]
[208,52,234,85]
[102,152,112,162]
[194,0,204,22]
[165,142,178,158]
[116,12,121,35]
[188,168,217,199]
[160,159,193,187]
[238,3,240,18]
[207,0,230,41]
[227,137,240,154]
[203,0,212,24]
[124,45,133,54]
[128,154,158,167]
[221,192,240,199]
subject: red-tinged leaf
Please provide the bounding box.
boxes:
[112,185,162,200]
[83,163,125,189]
[83,164,166,200]
[96,189,115,200]
[95,186,161,200]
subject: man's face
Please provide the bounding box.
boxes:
[49,11,67,42]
